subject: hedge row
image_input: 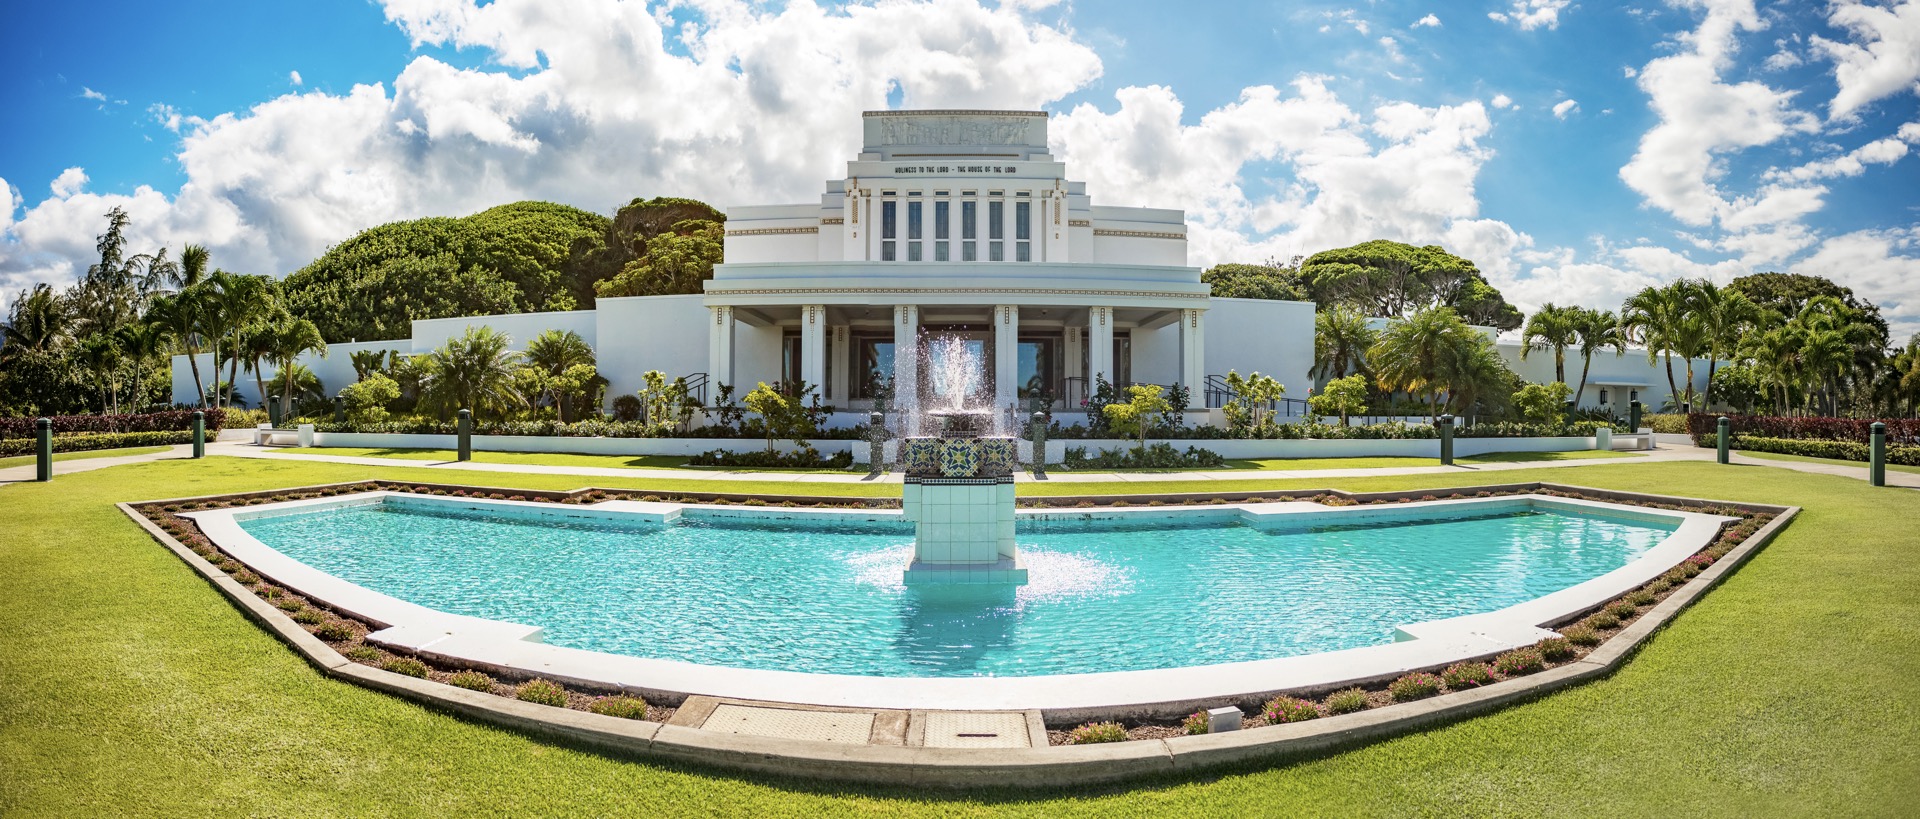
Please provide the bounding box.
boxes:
[0,430,195,457]
[1688,413,1920,446]
[0,409,223,439]
[312,418,866,441]
[1732,434,1920,467]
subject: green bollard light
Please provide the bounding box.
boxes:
[1629,400,1643,433]
[1716,416,1730,464]
[191,410,205,459]
[1869,422,1886,487]
[35,417,52,482]
[457,408,472,462]
[1439,414,1455,466]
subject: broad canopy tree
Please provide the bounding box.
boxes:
[1300,240,1523,332]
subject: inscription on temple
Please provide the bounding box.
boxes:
[877,115,1032,146]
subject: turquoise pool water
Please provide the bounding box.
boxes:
[239,500,1678,678]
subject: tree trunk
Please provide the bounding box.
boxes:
[1555,348,1566,385]
[227,347,243,414]
[1663,354,1678,411]
[1575,355,1593,408]
[187,346,207,408]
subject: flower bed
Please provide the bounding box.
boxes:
[0,409,222,439]
[1686,413,1920,447]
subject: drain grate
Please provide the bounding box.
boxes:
[921,711,1032,749]
[702,704,875,744]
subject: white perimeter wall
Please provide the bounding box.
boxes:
[593,294,710,405]
[169,339,409,408]
[1205,298,1316,399]
[1496,343,1713,412]
[410,310,598,352]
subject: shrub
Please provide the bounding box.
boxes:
[0,430,198,458]
[343,644,382,662]
[1493,648,1545,676]
[275,599,304,612]
[1061,442,1227,470]
[289,608,325,625]
[1536,636,1576,662]
[230,570,260,586]
[1261,696,1320,724]
[1389,672,1443,702]
[381,657,428,678]
[1561,624,1601,646]
[589,696,651,720]
[313,622,354,641]
[1067,722,1129,744]
[0,409,224,438]
[1182,711,1210,735]
[1325,688,1370,715]
[1626,589,1656,607]
[1442,662,1494,690]
[448,670,494,692]
[1606,600,1640,619]
[1587,610,1622,630]
[516,679,568,707]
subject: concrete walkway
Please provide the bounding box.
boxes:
[0,444,193,484]
[205,440,1722,485]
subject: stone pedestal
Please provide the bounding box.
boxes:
[901,478,1024,585]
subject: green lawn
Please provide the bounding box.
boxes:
[275,446,860,474]
[1224,448,1638,471]
[3,455,1917,815]
[0,444,172,470]
[1740,448,1920,476]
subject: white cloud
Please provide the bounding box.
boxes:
[1619,0,1819,228]
[1766,136,1910,181]
[1488,0,1572,31]
[1791,228,1920,339]
[1412,14,1440,28]
[49,168,87,199]
[290,70,303,86]
[1762,46,1802,71]
[80,87,105,102]
[1491,93,1515,109]
[1623,65,1637,78]
[0,178,17,236]
[1552,98,1578,118]
[1901,121,1920,142]
[1811,0,1920,120]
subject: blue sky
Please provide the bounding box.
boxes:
[3,0,1917,337]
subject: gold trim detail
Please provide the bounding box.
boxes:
[727,227,820,237]
[1067,219,1092,227]
[1093,229,1183,240]
[820,217,845,225]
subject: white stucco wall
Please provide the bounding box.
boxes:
[1204,298,1317,403]
[592,294,711,405]
[169,339,409,408]
[409,310,598,353]
[1497,342,1713,412]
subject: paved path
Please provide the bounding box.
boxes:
[207,440,1718,485]
[0,444,192,484]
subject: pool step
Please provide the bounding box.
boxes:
[671,696,1045,748]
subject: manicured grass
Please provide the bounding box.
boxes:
[1740,448,1920,476]
[3,456,1917,814]
[0,445,172,470]
[275,446,859,474]
[1227,448,1638,471]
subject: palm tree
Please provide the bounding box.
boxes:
[75,333,124,414]
[145,290,209,407]
[1312,307,1377,381]
[1371,306,1477,421]
[418,326,526,420]
[1740,326,1804,415]
[523,329,597,422]
[1686,280,1755,407]
[1519,303,1581,385]
[1570,308,1625,406]
[265,318,329,421]
[1440,334,1513,424]
[265,363,324,413]
[115,320,173,412]
[1622,283,1709,409]
[212,273,274,412]
[235,323,282,411]
[349,350,392,382]
[2,284,69,363]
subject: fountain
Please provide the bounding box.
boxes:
[898,336,1026,585]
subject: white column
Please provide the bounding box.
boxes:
[1088,306,1114,392]
[800,304,827,394]
[1063,324,1083,396]
[994,305,1019,414]
[828,324,850,403]
[1180,308,1207,409]
[708,305,735,390]
[892,304,919,415]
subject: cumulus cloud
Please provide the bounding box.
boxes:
[1792,228,1920,338]
[1412,14,1440,28]
[1488,0,1572,31]
[1491,93,1515,109]
[1812,0,1920,120]
[49,168,87,199]
[1767,136,1910,182]
[80,87,105,102]
[290,70,303,86]
[1552,98,1578,118]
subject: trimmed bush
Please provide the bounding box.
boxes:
[1442,662,1494,690]
[448,670,494,692]
[1389,672,1443,702]
[0,430,197,458]
[0,409,223,438]
[1261,696,1320,724]
[1182,711,1210,735]
[275,599,304,612]
[312,622,354,641]
[1325,688,1370,715]
[1536,636,1576,662]
[516,679,568,707]
[1492,648,1545,676]
[1561,624,1601,646]
[343,644,382,662]
[1068,722,1129,744]
[1626,589,1656,607]
[289,609,325,625]
[588,696,651,720]
[1606,600,1640,619]
[381,657,428,678]
[1587,610,1622,630]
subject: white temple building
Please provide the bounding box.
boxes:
[171,109,1710,422]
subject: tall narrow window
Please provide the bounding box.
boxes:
[1015,201,1031,262]
[961,201,977,261]
[934,200,950,261]
[881,200,896,261]
[906,201,922,261]
[988,200,1005,261]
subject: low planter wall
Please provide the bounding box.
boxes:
[311,431,858,459]
[1062,436,1598,461]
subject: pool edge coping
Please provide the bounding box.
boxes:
[118,481,1799,788]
